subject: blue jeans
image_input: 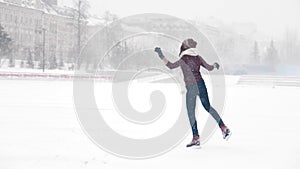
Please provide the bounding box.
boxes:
[186,80,224,135]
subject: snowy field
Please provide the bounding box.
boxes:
[0,76,299,169]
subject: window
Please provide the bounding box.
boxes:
[50,22,57,33]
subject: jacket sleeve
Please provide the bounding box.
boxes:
[199,56,214,71]
[166,59,183,69]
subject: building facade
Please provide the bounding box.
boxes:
[0,0,87,67]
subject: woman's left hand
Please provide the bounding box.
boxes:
[214,62,220,70]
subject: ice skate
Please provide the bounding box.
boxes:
[186,135,200,147]
[221,125,231,140]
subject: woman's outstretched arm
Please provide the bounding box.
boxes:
[199,56,220,71]
[154,47,182,69]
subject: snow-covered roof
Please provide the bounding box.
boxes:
[0,0,75,18]
[120,23,145,33]
[87,16,106,26]
[52,5,75,18]
[21,0,35,8]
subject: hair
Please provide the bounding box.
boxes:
[179,43,189,56]
[179,38,197,56]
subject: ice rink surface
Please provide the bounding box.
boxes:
[0,76,299,169]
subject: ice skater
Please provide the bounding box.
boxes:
[154,38,231,147]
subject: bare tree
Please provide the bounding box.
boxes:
[72,0,90,69]
[283,28,299,65]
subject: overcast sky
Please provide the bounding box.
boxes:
[59,0,300,36]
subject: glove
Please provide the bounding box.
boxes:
[154,47,165,59]
[214,62,220,70]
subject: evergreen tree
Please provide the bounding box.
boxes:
[59,56,64,69]
[20,60,24,68]
[110,42,123,68]
[38,59,43,69]
[264,40,279,66]
[0,24,13,61]
[252,41,260,64]
[49,56,58,69]
[9,54,15,67]
[26,50,34,68]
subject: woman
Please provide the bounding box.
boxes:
[154,38,231,147]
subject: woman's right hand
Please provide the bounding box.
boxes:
[154,47,165,59]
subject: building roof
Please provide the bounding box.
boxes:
[0,0,76,19]
[87,16,106,26]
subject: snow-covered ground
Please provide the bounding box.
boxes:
[0,76,299,169]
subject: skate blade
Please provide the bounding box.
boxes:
[186,143,200,148]
[187,144,201,149]
[224,132,232,141]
